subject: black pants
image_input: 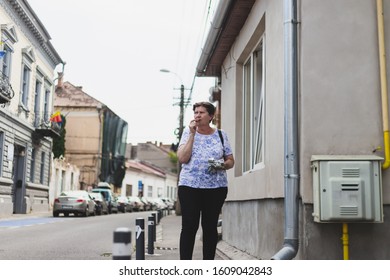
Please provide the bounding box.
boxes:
[178,186,227,260]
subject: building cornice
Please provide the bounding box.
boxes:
[1,0,63,66]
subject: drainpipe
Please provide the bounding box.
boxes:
[377,0,390,169]
[271,0,300,260]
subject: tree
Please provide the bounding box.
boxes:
[52,114,66,158]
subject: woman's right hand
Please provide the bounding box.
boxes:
[189,120,197,134]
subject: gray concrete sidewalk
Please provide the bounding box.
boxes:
[146,212,257,260]
[145,212,218,260]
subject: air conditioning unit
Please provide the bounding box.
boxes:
[311,155,383,223]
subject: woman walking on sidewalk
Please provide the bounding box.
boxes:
[177,101,234,260]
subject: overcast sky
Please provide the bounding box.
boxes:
[27,0,219,144]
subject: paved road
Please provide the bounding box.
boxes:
[0,211,153,260]
[0,217,65,230]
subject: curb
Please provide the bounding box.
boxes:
[216,240,259,260]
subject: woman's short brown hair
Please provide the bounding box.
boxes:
[192,101,215,115]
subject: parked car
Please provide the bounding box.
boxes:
[53,190,96,217]
[140,197,153,211]
[89,192,108,215]
[161,197,175,210]
[91,188,118,214]
[111,195,119,214]
[117,196,132,213]
[127,196,145,211]
[150,197,168,210]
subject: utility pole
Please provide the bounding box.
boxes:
[178,84,185,141]
[175,84,185,216]
[159,69,190,216]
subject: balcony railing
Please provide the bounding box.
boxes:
[34,113,62,138]
[0,71,15,104]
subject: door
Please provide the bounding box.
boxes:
[12,144,27,214]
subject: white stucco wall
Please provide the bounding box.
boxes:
[121,167,166,198]
[221,0,390,204]
[221,0,284,201]
[219,0,390,259]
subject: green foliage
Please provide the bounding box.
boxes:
[168,150,179,173]
[168,150,178,165]
[52,114,66,158]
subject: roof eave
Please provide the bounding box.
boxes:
[196,0,256,77]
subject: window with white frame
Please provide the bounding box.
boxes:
[126,184,132,196]
[147,185,153,197]
[34,78,42,126]
[242,38,265,172]
[61,170,66,192]
[21,64,31,107]
[20,47,35,109]
[1,25,17,78]
[43,81,51,121]
[1,44,12,77]
[71,172,74,190]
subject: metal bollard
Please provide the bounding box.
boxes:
[135,218,145,260]
[147,215,154,255]
[113,227,132,260]
[152,213,157,241]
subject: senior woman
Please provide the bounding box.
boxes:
[177,101,235,260]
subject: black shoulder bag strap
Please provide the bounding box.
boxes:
[218,129,225,157]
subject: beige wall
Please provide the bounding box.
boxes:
[222,0,284,201]
[300,0,388,203]
[206,0,390,260]
[63,110,102,186]
[221,0,390,204]
[65,111,101,153]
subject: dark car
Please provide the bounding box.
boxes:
[91,188,118,214]
[89,192,108,215]
[53,190,96,217]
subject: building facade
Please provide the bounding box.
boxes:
[54,80,128,191]
[126,141,178,201]
[49,156,80,208]
[197,0,390,259]
[0,0,63,215]
[127,141,178,174]
[121,159,177,201]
